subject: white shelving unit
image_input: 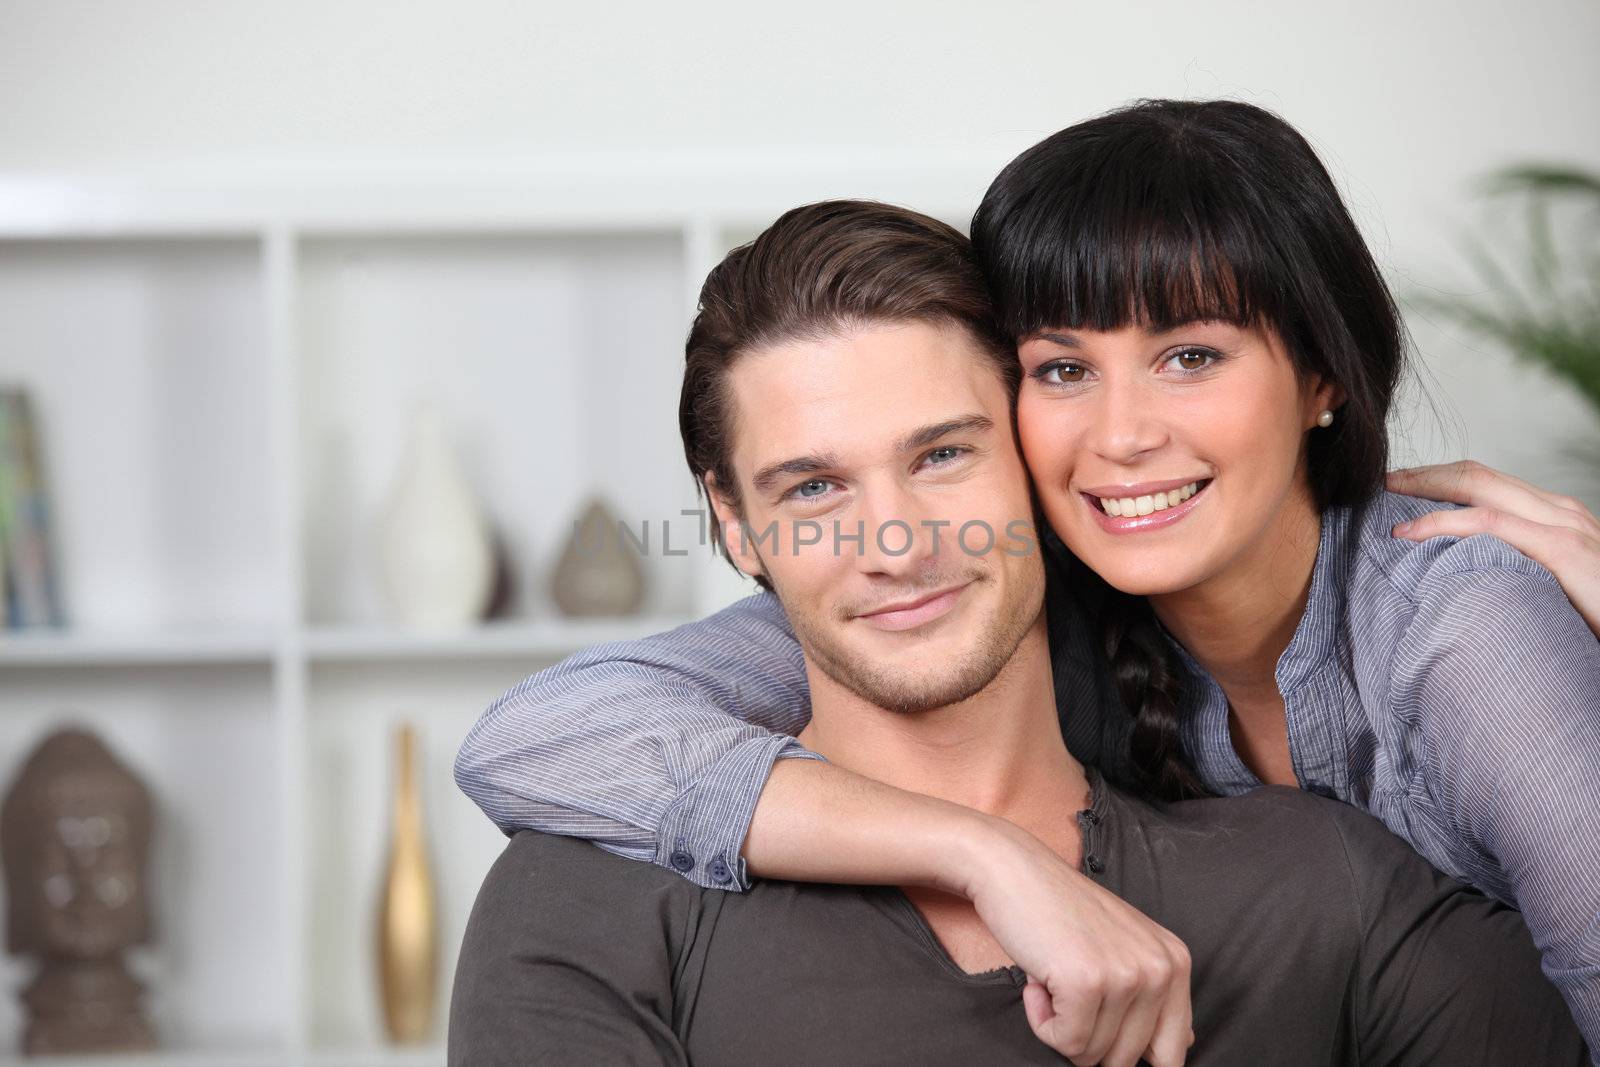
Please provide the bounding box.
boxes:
[0,166,987,1065]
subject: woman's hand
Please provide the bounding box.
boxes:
[963,819,1195,1067]
[745,759,1193,1067]
[1387,460,1600,636]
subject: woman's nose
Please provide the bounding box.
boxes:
[1085,380,1169,464]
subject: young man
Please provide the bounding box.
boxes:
[448,201,1585,1066]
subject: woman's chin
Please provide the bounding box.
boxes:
[1071,548,1203,598]
[1045,506,1218,598]
[1102,572,1192,598]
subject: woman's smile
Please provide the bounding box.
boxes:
[1080,477,1213,533]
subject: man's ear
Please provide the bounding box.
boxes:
[703,472,767,582]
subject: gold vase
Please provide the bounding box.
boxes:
[376,723,438,1044]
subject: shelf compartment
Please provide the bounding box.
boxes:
[0,237,280,633]
[0,674,288,1055]
[294,230,705,629]
[301,679,507,1051]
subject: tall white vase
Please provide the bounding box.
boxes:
[377,402,493,629]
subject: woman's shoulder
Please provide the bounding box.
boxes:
[1338,491,1598,723]
[1342,488,1560,604]
[1327,489,1594,716]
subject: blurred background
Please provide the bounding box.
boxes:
[0,1,1596,1063]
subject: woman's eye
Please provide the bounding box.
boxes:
[1167,348,1218,372]
[1036,361,1087,384]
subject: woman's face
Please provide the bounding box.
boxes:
[1015,320,1338,597]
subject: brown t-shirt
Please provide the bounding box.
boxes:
[449,771,1585,1066]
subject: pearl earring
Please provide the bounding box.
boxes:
[1316,409,1334,428]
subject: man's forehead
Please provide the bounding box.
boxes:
[725,321,1008,477]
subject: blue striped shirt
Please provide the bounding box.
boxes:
[454,488,1600,1053]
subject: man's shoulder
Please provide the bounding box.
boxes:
[476,830,705,926]
[1108,783,1472,946]
[497,828,697,883]
[452,840,701,1065]
[1124,783,1423,879]
[1147,782,1352,833]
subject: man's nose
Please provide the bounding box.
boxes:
[852,483,945,577]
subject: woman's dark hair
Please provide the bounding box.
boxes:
[681,199,1015,591]
[970,99,1405,800]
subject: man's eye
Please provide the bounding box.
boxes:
[793,479,832,499]
[926,446,963,465]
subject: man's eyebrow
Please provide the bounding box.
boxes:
[751,452,841,496]
[896,414,994,454]
[747,415,992,496]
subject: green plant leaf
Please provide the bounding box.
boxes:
[1422,162,1600,424]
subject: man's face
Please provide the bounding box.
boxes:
[713,319,1044,714]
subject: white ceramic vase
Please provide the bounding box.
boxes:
[377,402,493,629]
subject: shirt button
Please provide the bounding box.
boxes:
[669,849,695,873]
[1305,779,1336,798]
[1086,855,1105,874]
[1081,809,1101,826]
[708,856,733,884]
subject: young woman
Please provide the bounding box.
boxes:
[456,100,1600,1063]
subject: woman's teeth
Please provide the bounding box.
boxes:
[1096,481,1203,517]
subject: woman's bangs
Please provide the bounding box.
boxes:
[996,179,1282,341]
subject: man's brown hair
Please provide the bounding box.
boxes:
[679,199,1017,587]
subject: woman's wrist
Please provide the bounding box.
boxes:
[743,757,1030,894]
[921,805,1044,900]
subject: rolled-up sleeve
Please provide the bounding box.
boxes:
[453,592,823,891]
[1403,564,1600,1056]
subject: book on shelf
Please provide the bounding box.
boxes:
[0,387,67,629]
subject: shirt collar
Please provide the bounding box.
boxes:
[1160,501,1357,795]
[1273,503,1353,695]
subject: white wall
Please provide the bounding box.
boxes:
[3,0,1598,499]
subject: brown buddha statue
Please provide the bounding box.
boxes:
[1,726,158,1055]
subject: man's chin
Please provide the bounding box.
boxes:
[813,638,1001,716]
[842,622,982,676]
[787,577,1036,713]
[840,671,988,716]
